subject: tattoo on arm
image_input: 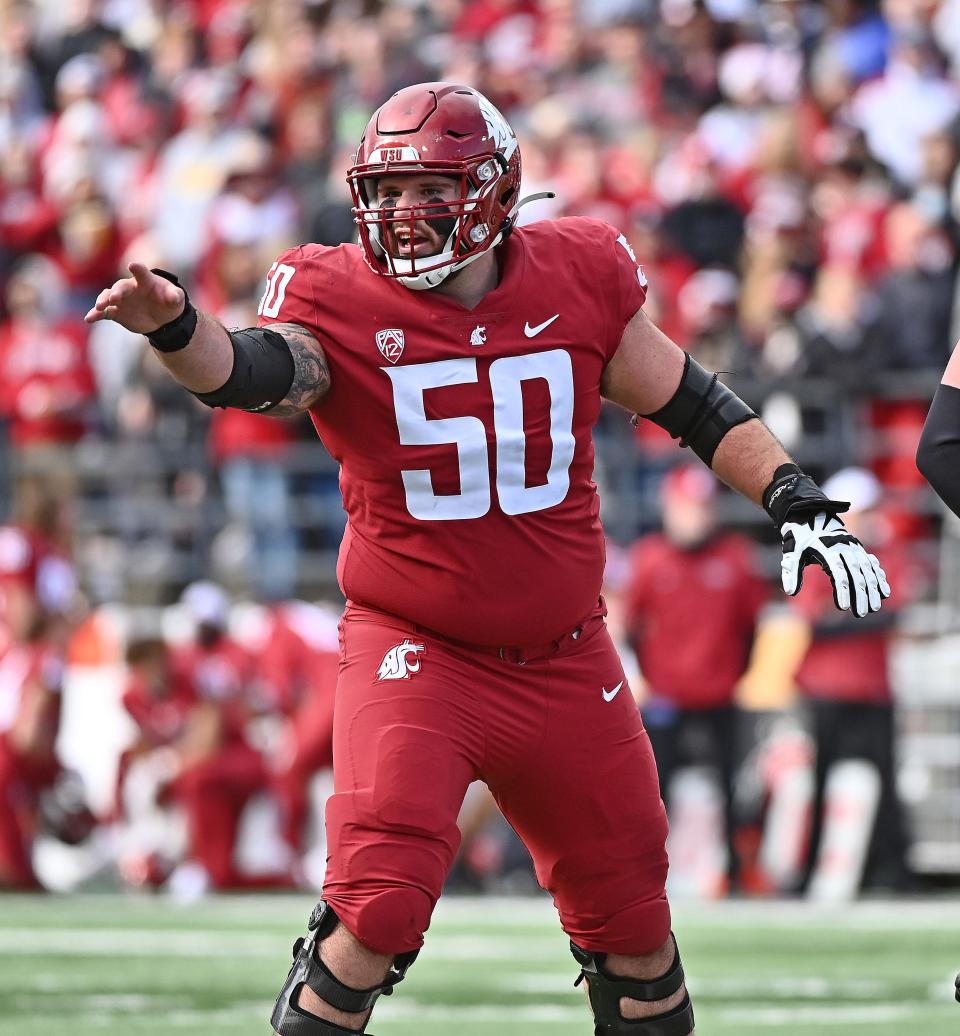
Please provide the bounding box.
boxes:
[265,322,331,416]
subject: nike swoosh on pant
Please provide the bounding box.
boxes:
[602,680,624,702]
[524,314,560,337]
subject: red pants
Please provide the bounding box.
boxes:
[323,601,670,956]
[273,687,336,853]
[171,743,284,889]
[0,736,59,888]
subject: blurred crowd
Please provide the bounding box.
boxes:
[2,0,960,598]
[2,0,960,894]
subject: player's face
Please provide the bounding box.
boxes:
[374,174,461,259]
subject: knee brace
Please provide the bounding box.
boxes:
[570,933,695,1036]
[270,901,418,1036]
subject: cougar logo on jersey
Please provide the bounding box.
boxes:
[377,639,426,681]
[476,94,518,160]
[470,326,486,346]
[376,328,405,363]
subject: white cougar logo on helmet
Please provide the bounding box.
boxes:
[377,639,426,681]
[476,94,518,160]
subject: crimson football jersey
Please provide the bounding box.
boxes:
[257,217,647,646]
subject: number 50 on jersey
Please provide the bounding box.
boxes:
[383,351,575,521]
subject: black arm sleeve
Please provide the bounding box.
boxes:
[642,353,757,467]
[916,383,960,517]
[191,328,295,413]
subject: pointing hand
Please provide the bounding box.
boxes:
[84,263,186,334]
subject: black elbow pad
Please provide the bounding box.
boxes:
[191,328,295,412]
[642,353,757,466]
[917,383,960,517]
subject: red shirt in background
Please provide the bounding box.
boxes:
[122,670,197,747]
[791,542,916,706]
[172,637,256,744]
[625,532,769,709]
[0,318,95,445]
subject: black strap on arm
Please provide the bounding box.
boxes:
[641,353,757,467]
[146,269,198,353]
[917,383,960,518]
[191,327,295,413]
[762,463,850,527]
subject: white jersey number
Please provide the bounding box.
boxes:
[383,350,575,521]
[258,262,296,319]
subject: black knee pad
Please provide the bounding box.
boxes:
[570,933,695,1036]
[270,901,418,1036]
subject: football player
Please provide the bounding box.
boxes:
[87,82,889,1036]
[917,344,960,516]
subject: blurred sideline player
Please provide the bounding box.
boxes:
[0,486,87,887]
[917,341,960,514]
[165,581,291,891]
[625,464,768,893]
[88,82,889,1036]
[250,601,339,858]
[790,467,919,895]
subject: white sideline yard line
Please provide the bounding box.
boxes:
[502,973,893,998]
[21,998,928,1028]
[0,928,564,960]
[5,893,960,929]
[147,1002,950,1028]
[715,1004,915,1025]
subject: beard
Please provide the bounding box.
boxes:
[384,214,458,259]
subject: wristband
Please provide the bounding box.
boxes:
[762,463,849,526]
[145,269,198,353]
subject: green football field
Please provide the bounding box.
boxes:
[0,893,957,1035]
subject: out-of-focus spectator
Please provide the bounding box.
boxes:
[868,201,955,372]
[790,467,921,893]
[0,478,81,888]
[0,256,96,456]
[624,465,769,890]
[165,581,288,891]
[251,602,339,858]
[850,22,960,187]
[151,69,250,271]
[198,249,300,601]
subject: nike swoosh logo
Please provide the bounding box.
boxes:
[524,314,560,338]
[602,680,624,702]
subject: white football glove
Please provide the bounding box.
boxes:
[780,511,891,617]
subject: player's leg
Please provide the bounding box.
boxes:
[274,689,335,853]
[0,738,39,888]
[271,606,481,1034]
[489,621,694,1033]
[172,743,268,887]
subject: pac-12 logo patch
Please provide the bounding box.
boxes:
[376,639,426,681]
[376,328,405,363]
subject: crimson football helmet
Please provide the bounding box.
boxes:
[348,82,525,290]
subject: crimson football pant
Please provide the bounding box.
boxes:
[0,735,59,888]
[323,601,671,956]
[273,687,336,853]
[170,743,290,889]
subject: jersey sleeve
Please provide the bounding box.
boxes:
[605,225,649,360]
[256,246,320,330]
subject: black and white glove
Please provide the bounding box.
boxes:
[763,465,891,617]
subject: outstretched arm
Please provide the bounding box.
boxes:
[601,308,890,616]
[916,342,960,516]
[600,309,790,501]
[84,263,330,416]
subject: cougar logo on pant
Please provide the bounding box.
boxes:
[377,640,426,681]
